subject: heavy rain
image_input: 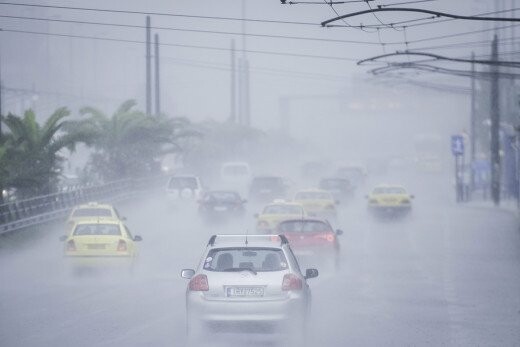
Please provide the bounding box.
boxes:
[0,1,519,346]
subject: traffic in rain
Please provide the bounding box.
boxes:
[0,1,519,346]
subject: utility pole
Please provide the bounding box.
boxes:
[490,35,501,206]
[154,33,160,116]
[470,52,476,193]
[241,0,251,126]
[145,16,152,116]
[230,39,236,123]
[238,58,244,125]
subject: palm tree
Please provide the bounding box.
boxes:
[71,100,197,181]
[1,108,84,197]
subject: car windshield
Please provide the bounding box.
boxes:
[205,191,240,202]
[251,177,283,189]
[320,179,349,189]
[72,208,112,217]
[73,223,121,236]
[373,187,407,194]
[204,247,288,272]
[278,220,332,233]
[263,204,303,215]
[168,177,197,189]
[295,192,332,200]
[222,165,249,176]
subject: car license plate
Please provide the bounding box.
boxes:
[87,244,106,250]
[214,206,228,211]
[226,287,264,297]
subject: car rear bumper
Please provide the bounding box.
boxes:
[64,255,135,268]
[368,205,411,215]
[186,292,307,329]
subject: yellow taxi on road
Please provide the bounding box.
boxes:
[66,202,123,233]
[293,189,338,219]
[366,185,414,218]
[60,218,142,273]
[255,200,306,234]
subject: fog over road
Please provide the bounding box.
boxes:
[1,172,518,347]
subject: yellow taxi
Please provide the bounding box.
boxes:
[366,185,414,217]
[255,200,306,234]
[60,218,142,273]
[65,202,123,233]
[293,189,338,219]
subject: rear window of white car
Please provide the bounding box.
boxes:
[204,248,288,272]
[73,224,121,236]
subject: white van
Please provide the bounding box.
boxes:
[220,162,251,194]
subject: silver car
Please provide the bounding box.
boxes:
[181,234,318,344]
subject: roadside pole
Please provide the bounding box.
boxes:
[490,35,501,206]
[452,134,465,202]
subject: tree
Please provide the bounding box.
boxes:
[1,108,83,197]
[71,100,197,181]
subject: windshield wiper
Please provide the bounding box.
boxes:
[223,267,258,275]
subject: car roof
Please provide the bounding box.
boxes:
[207,234,289,248]
[74,202,114,209]
[373,184,407,189]
[295,188,330,194]
[279,218,330,224]
[265,201,303,207]
[73,218,121,225]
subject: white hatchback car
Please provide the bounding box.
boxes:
[166,175,204,202]
[181,234,318,344]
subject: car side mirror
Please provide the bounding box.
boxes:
[59,235,67,242]
[305,268,319,280]
[181,269,195,279]
[336,229,343,236]
[133,235,143,242]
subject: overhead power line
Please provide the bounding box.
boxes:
[0,28,360,62]
[322,8,520,27]
[0,2,316,26]
[358,51,520,68]
[0,14,382,46]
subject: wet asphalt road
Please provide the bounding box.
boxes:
[0,176,519,347]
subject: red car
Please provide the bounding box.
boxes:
[276,218,343,272]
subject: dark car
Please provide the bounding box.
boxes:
[319,177,354,201]
[198,191,246,222]
[249,176,289,203]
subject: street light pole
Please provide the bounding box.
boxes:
[145,16,152,117]
[490,35,501,206]
[470,52,476,193]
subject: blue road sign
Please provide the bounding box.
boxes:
[451,135,464,156]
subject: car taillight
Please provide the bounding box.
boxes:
[282,274,303,291]
[189,274,209,291]
[117,240,127,252]
[314,233,335,242]
[66,240,76,251]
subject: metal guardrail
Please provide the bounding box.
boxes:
[0,175,166,235]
